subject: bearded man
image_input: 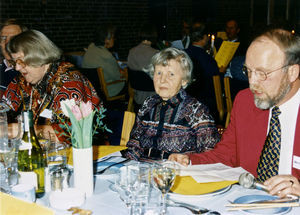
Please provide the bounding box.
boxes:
[169,28,300,198]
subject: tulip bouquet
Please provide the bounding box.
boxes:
[60,99,109,148]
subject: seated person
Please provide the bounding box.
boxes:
[82,24,124,97]
[185,24,219,119]
[124,47,220,160]
[127,23,159,105]
[0,30,101,144]
[0,19,27,96]
[170,29,300,198]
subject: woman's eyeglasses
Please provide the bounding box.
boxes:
[8,59,26,69]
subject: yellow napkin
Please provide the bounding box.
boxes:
[67,145,127,166]
[170,176,237,195]
[0,192,54,215]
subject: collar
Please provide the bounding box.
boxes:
[278,88,300,112]
[192,44,204,49]
[154,88,186,108]
[228,38,238,42]
[3,59,13,72]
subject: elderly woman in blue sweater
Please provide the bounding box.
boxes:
[124,47,220,160]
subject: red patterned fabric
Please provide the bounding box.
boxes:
[1,61,101,144]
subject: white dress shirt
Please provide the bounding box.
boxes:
[273,88,300,174]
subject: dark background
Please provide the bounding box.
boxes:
[1,0,299,60]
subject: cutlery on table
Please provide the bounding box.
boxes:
[168,199,220,214]
[225,201,300,211]
[94,158,129,175]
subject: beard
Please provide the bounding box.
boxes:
[251,74,291,109]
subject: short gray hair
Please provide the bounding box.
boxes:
[7,29,62,67]
[147,47,193,88]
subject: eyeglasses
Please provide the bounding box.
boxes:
[242,64,290,81]
[0,36,7,42]
[8,59,26,69]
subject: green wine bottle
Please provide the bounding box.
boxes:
[18,110,46,198]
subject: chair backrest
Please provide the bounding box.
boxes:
[213,75,225,123]
[96,67,127,102]
[127,83,135,112]
[127,69,155,91]
[120,111,136,146]
[224,77,233,128]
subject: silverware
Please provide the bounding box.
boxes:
[168,199,220,214]
[95,158,129,175]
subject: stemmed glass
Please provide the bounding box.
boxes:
[152,162,176,215]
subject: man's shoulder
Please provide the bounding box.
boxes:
[234,88,260,113]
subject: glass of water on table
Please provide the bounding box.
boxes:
[44,140,69,192]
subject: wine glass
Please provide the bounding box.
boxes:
[152,162,176,215]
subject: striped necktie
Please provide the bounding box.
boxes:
[257,106,281,182]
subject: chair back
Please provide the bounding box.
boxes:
[97,67,127,102]
[127,69,155,91]
[127,83,135,112]
[224,77,233,128]
[120,111,136,146]
[213,75,225,122]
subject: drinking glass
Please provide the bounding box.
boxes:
[0,112,9,162]
[152,162,176,215]
[131,163,151,215]
[0,162,10,193]
[46,141,68,172]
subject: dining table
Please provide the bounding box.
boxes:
[34,156,300,215]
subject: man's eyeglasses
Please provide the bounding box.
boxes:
[242,64,290,81]
[8,59,26,69]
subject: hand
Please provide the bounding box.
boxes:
[168,153,190,166]
[264,175,300,198]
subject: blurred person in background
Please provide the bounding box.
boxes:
[127,23,159,106]
[0,19,27,96]
[82,23,125,98]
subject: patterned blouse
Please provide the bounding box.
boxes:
[125,89,220,160]
[1,61,101,144]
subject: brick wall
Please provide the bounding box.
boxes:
[1,0,149,60]
[1,0,299,60]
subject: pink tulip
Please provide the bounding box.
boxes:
[71,105,83,121]
[80,101,93,118]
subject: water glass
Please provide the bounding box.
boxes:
[0,111,8,147]
[116,163,152,214]
[6,138,20,186]
[0,162,10,193]
[46,141,68,171]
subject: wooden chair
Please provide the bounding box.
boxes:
[213,75,225,123]
[127,83,135,112]
[224,77,233,128]
[96,67,127,102]
[120,111,136,146]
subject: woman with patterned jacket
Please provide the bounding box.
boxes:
[0,30,101,144]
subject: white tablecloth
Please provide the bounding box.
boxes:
[38,165,300,215]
